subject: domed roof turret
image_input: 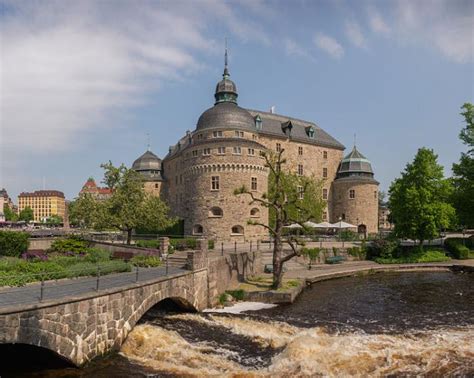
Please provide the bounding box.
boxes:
[132,150,163,181]
[336,146,375,179]
[196,47,255,131]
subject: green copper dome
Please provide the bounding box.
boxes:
[214,48,238,105]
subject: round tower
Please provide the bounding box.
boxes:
[132,150,163,196]
[331,146,379,235]
[181,52,269,241]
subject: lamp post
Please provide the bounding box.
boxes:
[162,252,169,275]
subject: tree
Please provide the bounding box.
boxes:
[70,161,176,244]
[18,207,34,222]
[388,148,455,248]
[45,214,63,226]
[3,204,18,222]
[452,103,474,228]
[235,149,325,289]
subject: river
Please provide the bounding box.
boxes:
[3,271,474,377]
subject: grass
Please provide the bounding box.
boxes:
[232,276,302,293]
[375,249,451,264]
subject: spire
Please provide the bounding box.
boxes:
[146,132,150,151]
[223,38,229,78]
[353,133,357,149]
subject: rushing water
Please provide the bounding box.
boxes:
[3,271,474,377]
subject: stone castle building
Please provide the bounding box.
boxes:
[131,56,379,240]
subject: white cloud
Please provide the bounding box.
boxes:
[283,38,315,61]
[394,0,473,63]
[0,0,272,187]
[368,6,391,35]
[313,33,344,59]
[345,20,368,49]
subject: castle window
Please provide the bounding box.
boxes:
[251,177,258,191]
[233,146,242,155]
[175,176,178,185]
[374,191,377,199]
[323,168,328,178]
[211,176,220,191]
[217,147,226,155]
[252,134,257,140]
[235,131,244,138]
[298,146,303,156]
[323,211,328,220]
[209,207,223,218]
[197,134,203,140]
[193,224,203,235]
[349,189,355,199]
[342,213,346,220]
[248,148,255,155]
[203,148,211,156]
[255,115,262,130]
[250,208,260,217]
[323,188,328,200]
[306,127,315,139]
[323,151,328,159]
[231,225,244,235]
[155,183,159,189]
[297,186,304,200]
[276,143,281,152]
[192,150,198,157]
[298,164,304,176]
[213,131,223,138]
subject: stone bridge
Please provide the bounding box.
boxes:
[0,248,261,367]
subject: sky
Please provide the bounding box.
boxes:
[1,0,473,201]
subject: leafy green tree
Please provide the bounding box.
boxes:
[452,103,474,228]
[389,148,455,248]
[18,207,34,222]
[70,162,175,244]
[3,204,18,222]
[235,149,325,289]
[45,214,63,226]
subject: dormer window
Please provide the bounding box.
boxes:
[281,120,293,136]
[306,126,315,139]
[255,115,262,130]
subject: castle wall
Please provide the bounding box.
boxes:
[143,181,162,197]
[331,179,379,234]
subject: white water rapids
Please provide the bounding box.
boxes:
[120,312,474,377]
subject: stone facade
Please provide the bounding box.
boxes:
[331,178,379,234]
[133,61,379,239]
[0,248,260,367]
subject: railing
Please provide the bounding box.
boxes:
[0,261,178,308]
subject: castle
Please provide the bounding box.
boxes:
[131,55,379,240]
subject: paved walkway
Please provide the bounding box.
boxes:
[282,259,474,283]
[0,266,186,309]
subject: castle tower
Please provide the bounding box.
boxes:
[163,50,269,240]
[331,146,379,235]
[132,150,163,196]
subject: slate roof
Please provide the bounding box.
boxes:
[247,109,345,150]
[336,146,376,181]
[196,102,255,131]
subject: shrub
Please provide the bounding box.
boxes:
[226,289,245,301]
[21,250,48,261]
[83,248,112,263]
[49,238,90,254]
[301,247,320,262]
[130,255,162,267]
[375,249,450,264]
[445,238,471,259]
[367,238,398,260]
[135,239,160,249]
[170,238,197,251]
[339,230,358,241]
[332,247,339,256]
[0,231,30,257]
[347,247,366,260]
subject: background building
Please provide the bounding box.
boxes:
[18,190,66,222]
[79,178,113,201]
[132,57,379,240]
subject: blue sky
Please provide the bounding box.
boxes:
[1,0,473,201]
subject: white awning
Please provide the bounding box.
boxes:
[330,221,357,229]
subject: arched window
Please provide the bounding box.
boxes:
[209,207,223,218]
[193,224,203,235]
[250,208,260,217]
[231,225,244,235]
